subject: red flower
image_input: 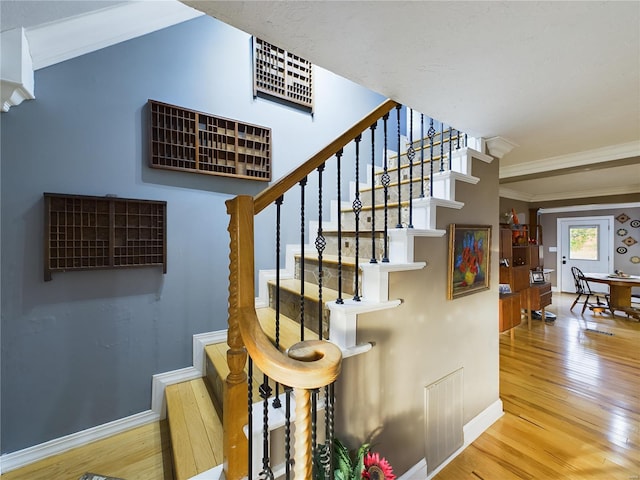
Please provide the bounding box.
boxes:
[362,451,396,480]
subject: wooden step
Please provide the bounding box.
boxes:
[271,278,340,303]
[165,378,223,480]
[268,278,342,339]
[205,309,316,415]
[294,253,358,296]
[295,252,356,268]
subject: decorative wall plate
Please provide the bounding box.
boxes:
[631,256,640,264]
[616,213,630,223]
[623,236,638,246]
[631,219,640,228]
[617,228,628,236]
[616,246,628,254]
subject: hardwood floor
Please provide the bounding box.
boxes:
[1,421,173,480]
[3,293,638,480]
[435,292,640,480]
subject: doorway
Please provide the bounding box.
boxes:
[557,216,614,293]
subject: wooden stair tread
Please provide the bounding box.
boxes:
[360,174,430,194]
[341,199,411,213]
[268,277,340,303]
[257,306,318,347]
[165,378,223,480]
[294,253,357,267]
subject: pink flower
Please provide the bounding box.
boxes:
[361,451,396,480]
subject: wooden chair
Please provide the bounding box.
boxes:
[570,267,610,314]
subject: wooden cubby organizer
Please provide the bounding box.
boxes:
[44,193,167,281]
[149,100,271,181]
[253,37,314,111]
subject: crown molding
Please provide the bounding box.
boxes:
[486,136,518,160]
[1,28,35,112]
[500,184,639,204]
[500,141,640,179]
[539,202,640,215]
[25,1,204,71]
[499,187,534,202]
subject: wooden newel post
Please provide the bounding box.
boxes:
[225,195,255,480]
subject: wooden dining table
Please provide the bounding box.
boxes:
[583,272,640,319]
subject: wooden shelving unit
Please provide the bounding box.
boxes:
[499,223,551,330]
[44,193,167,281]
[149,100,271,181]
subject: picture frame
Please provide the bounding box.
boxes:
[530,270,545,283]
[447,224,492,300]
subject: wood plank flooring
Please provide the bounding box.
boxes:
[3,293,638,480]
[1,421,172,480]
[435,292,640,480]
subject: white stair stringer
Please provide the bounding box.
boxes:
[449,147,493,176]
[430,170,479,200]
[409,197,463,232]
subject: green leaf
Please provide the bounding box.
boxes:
[333,438,353,476]
[352,443,369,479]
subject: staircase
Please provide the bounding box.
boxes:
[161,100,494,479]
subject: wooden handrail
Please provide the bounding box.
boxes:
[253,98,399,214]
[227,195,342,387]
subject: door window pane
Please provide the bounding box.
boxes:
[569,225,599,260]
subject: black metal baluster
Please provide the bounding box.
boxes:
[439,122,444,173]
[260,376,274,479]
[352,136,362,300]
[316,164,326,339]
[464,133,468,148]
[456,128,460,150]
[370,122,378,264]
[273,196,283,409]
[299,177,307,340]
[285,387,292,480]
[396,104,402,228]
[322,385,331,479]
[428,118,436,197]
[248,357,254,480]
[407,110,415,229]
[381,116,390,263]
[420,114,425,198]
[448,125,453,171]
[336,150,344,305]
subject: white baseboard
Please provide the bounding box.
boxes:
[398,458,427,479]
[152,329,228,418]
[1,329,229,474]
[0,410,159,475]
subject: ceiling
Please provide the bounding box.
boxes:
[2,0,639,203]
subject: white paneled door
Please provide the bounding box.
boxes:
[558,216,614,293]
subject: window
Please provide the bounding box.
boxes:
[569,225,599,260]
[253,37,313,112]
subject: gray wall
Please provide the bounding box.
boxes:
[0,16,383,454]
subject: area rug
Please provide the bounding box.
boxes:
[79,474,125,480]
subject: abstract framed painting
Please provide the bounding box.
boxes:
[447,224,492,300]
